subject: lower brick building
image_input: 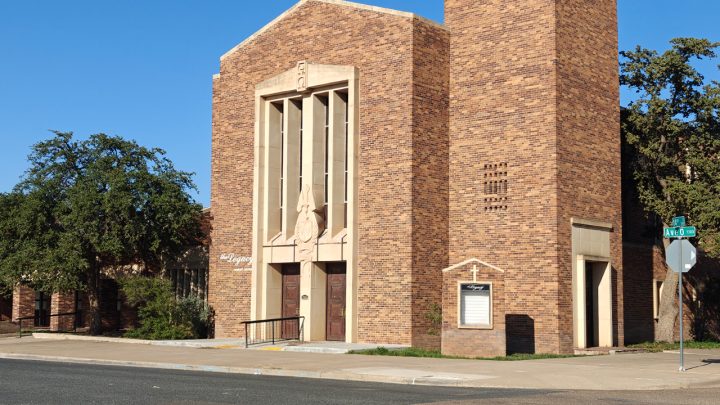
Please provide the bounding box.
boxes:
[208,0,708,355]
[4,241,210,335]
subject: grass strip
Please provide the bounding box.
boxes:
[627,341,720,353]
[348,346,578,361]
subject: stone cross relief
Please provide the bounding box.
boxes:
[294,184,324,275]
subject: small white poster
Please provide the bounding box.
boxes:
[460,283,491,326]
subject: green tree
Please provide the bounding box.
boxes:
[620,38,720,342]
[0,132,203,335]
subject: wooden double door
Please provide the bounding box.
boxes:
[326,263,346,342]
[281,264,301,339]
[280,262,347,341]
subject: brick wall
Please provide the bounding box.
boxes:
[555,0,623,351]
[410,15,450,349]
[12,285,34,322]
[446,0,621,353]
[211,0,448,344]
[447,0,562,354]
[50,292,76,331]
[622,243,658,343]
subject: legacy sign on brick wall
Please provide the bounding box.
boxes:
[219,254,253,271]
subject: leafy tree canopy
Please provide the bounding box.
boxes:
[621,38,720,255]
[0,132,203,332]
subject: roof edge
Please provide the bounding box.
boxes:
[220,0,445,62]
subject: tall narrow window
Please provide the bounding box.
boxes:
[341,92,349,228]
[296,99,303,192]
[320,96,330,223]
[278,103,285,230]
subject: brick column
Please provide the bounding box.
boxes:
[50,292,76,331]
[12,286,35,326]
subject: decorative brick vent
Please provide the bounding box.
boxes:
[483,163,508,211]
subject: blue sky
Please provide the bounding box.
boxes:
[1,1,718,207]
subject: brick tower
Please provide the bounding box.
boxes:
[445,0,622,353]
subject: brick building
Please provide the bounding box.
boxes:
[4,209,211,334]
[209,0,631,355]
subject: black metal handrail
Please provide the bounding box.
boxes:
[242,316,304,348]
[16,311,80,338]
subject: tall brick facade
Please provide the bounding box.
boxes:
[444,0,621,354]
[210,0,448,345]
[210,0,644,355]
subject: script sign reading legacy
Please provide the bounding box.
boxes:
[219,253,253,271]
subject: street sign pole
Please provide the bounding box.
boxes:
[678,238,685,372]
[664,217,697,373]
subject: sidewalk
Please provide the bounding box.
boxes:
[1,336,719,391]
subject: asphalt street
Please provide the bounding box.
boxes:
[0,359,718,405]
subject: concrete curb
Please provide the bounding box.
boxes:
[31,333,242,348]
[0,352,494,388]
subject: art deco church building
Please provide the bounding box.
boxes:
[209,0,623,356]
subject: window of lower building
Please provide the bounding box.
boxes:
[653,279,664,320]
[171,268,209,302]
[34,291,51,327]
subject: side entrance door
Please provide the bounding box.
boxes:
[281,264,301,339]
[326,263,346,341]
[0,293,11,321]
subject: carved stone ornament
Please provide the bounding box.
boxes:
[295,184,320,244]
[296,60,308,93]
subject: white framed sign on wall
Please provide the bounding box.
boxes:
[459,282,492,328]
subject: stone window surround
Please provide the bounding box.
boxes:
[250,63,360,343]
[259,78,354,245]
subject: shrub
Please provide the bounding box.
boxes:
[176,295,214,339]
[119,275,212,340]
[424,303,442,336]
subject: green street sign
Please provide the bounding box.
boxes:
[672,216,686,227]
[664,226,697,239]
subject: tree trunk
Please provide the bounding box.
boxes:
[655,267,679,342]
[656,232,681,342]
[87,265,102,336]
